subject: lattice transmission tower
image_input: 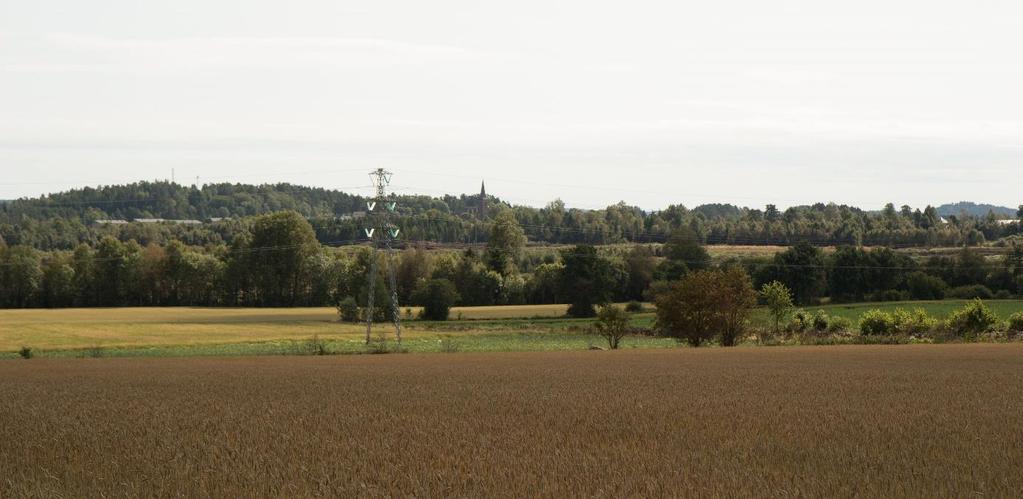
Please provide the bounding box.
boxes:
[363,168,403,345]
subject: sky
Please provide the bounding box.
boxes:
[1,0,1021,211]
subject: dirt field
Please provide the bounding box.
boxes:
[3,344,1022,497]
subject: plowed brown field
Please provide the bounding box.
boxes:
[2,345,1022,497]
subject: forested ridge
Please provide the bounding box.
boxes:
[1,181,1021,251]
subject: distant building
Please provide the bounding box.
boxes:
[477,181,488,220]
[338,212,367,221]
[94,218,204,225]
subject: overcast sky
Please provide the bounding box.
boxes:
[1,0,1021,210]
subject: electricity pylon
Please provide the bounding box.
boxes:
[363,168,402,345]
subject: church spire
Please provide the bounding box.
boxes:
[478,181,488,220]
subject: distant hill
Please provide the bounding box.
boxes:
[0,182,495,223]
[936,202,1017,219]
[691,203,744,220]
[2,182,1021,252]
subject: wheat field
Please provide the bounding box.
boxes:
[2,344,1022,497]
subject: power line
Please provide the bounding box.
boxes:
[362,168,403,346]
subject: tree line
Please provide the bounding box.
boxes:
[2,209,1022,311]
[3,182,1022,252]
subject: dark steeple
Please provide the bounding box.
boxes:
[478,181,488,220]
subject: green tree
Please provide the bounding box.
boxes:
[655,268,757,347]
[761,243,827,305]
[40,255,76,308]
[396,247,433,303]
[412,278,460,321]
[952,247,987,287]
[657,227,710,281]
[906,272,947,300]
[654,270,720,347]
[485,211,526,275]
[624,245,657,300]
[527,262,562,304]
[70,244,96,307]
[922,205,941,229]
[760,281,794,337]
[93,236,128,306]
[0,246,42,307]
[594,304,631,349]
[247,211,320,306]
[717,267,757,346]
[882,203,898,226]
[560,245,616,318]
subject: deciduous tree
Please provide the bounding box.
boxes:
[760,281,794,337]
[560,245,615,318]
[655,268,757,347]
[594,305,631,349]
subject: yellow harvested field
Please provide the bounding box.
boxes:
[705,244,789,257]
[0,305,575,351]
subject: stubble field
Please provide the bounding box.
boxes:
[2,344,1022,497]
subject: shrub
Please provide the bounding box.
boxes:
[906,272,947,300]
[1009,313,1023,332]
[994,290,1013,300]
[301,336,329,356]
[859,310,895,335]
[625,301,644,313]
[412,279,460,321]
[336,296,360,323]
[947,285,994,300]
[18,346,33,359]
[811,310,829,332]
[945,300,999,337]
[826,316,853,333]
[365,332,404,354]
[788,309,810,333]
[891,308,937,336]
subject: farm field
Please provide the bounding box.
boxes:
[2,345,1022,497]
[2,300,1023,358]
[0,304,672,357]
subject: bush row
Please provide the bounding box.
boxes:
[778,300,1023,341]
[858,300,1023,338]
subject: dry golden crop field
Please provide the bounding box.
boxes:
[0,304,577,351]
[3,345,1023,497]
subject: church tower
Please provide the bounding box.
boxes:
[478,181,488,220]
